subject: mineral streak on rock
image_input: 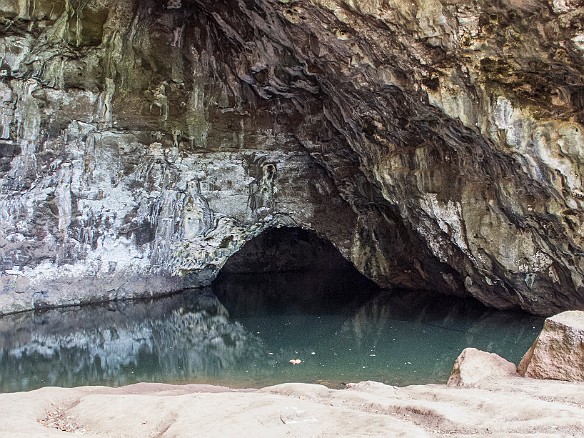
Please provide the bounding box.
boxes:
[0,0,583,314]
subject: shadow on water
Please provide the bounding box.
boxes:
[0,267,544,393]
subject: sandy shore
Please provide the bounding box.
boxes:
[1,374,583,437]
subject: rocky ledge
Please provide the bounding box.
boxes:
[0,377,582,437]
[0,0,583,315]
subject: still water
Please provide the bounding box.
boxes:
[0,270,544,392]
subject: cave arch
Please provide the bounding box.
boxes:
[212,227,380,315]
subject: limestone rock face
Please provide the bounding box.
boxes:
[518,310,584,380]
[0,0,583,314]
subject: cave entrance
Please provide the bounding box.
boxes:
[209,227,544,388]
[212,227,380,316]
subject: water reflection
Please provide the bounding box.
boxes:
[0,275,545,393]
[0,290,266,392]
[333,290,544,385]
[214,276,544,387]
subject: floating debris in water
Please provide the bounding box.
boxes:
[289,359,302,365]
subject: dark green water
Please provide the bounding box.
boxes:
[0,271,544,393]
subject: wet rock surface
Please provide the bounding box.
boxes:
[0,0,583,314]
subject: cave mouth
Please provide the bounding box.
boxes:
[212,227,381,316]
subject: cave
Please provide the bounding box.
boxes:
[0,0,582,318]
[1,1,583,427]
[213,227,380,316]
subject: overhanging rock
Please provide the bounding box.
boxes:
[0,0,583,314]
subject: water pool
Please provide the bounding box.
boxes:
[0,272,544,392]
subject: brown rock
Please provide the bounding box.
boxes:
[518,311,584,381]
[448,347,518,387]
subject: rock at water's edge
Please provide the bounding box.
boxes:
[518,311,584,381]
[448,347,518,387]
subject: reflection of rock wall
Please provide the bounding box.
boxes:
[0,0,583,314]
[340,290,544,372]
[0,290,265,392]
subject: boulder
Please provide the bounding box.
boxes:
[518,311,584,381]
[447,347,518,387]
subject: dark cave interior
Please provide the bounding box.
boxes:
[213,227,381,315]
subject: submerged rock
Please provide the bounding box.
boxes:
[0,0,582,314]
[518,310,584,381]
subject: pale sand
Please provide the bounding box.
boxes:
[1,376,583,437]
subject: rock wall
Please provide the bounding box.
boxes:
[0,0,362,313]
[0,0,583,314]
